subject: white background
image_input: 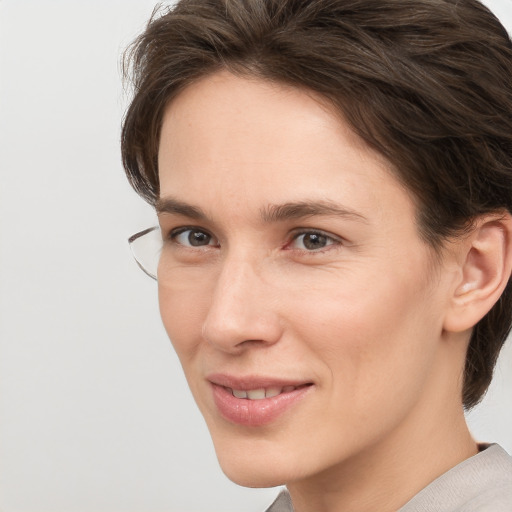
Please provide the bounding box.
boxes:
[0,1,511,511]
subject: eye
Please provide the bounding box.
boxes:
[289,231,337,251]
[171,228,218,248]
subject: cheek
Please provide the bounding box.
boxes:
[286,265,441,406]
[158,281,209,363]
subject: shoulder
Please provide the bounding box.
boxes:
[264,489,294,512]
[265,445,512,512]
[399,444,512,512]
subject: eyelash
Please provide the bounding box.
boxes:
[166,226,342,253]
[168,226,219,248]
[286,229,340,253]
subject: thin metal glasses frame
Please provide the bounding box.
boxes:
[128,226,160,281]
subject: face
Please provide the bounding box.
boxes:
[157,71,457,488]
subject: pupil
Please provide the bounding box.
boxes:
[304,233,326,250]
[189,231,210,246]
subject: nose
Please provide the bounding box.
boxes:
[201,255,282,353]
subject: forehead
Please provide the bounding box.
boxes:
[157,70,413,225]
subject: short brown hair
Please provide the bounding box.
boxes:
[121,0,512,409]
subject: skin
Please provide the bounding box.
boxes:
[156,70,483,512]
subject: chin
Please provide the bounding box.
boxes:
[218,456,289,488]
[211,434,300,488]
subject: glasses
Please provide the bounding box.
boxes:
[128,226,162,280]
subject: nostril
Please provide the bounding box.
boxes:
[201,305,282,351]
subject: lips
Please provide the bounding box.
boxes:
[207,374,313,426]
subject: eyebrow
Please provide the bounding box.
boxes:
[156,197,208,220]
[261,200,368,224]
[156,196,368,224]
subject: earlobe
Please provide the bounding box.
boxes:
[443,213,512,334]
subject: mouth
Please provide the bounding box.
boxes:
[207,375,313,427]
[228,384,310,400]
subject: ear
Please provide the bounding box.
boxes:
[443,213,512,334]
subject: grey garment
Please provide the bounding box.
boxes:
[265,444,512,512]
[266,490,294,512]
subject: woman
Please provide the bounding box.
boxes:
[123,1,512,510]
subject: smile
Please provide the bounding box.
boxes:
[230,385,307,400]
[208,377,313,426]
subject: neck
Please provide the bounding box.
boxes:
[287,342,478,512]
[288,410,476,512]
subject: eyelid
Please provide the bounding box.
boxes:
[168,225,220,247]
[168,225,205,238]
